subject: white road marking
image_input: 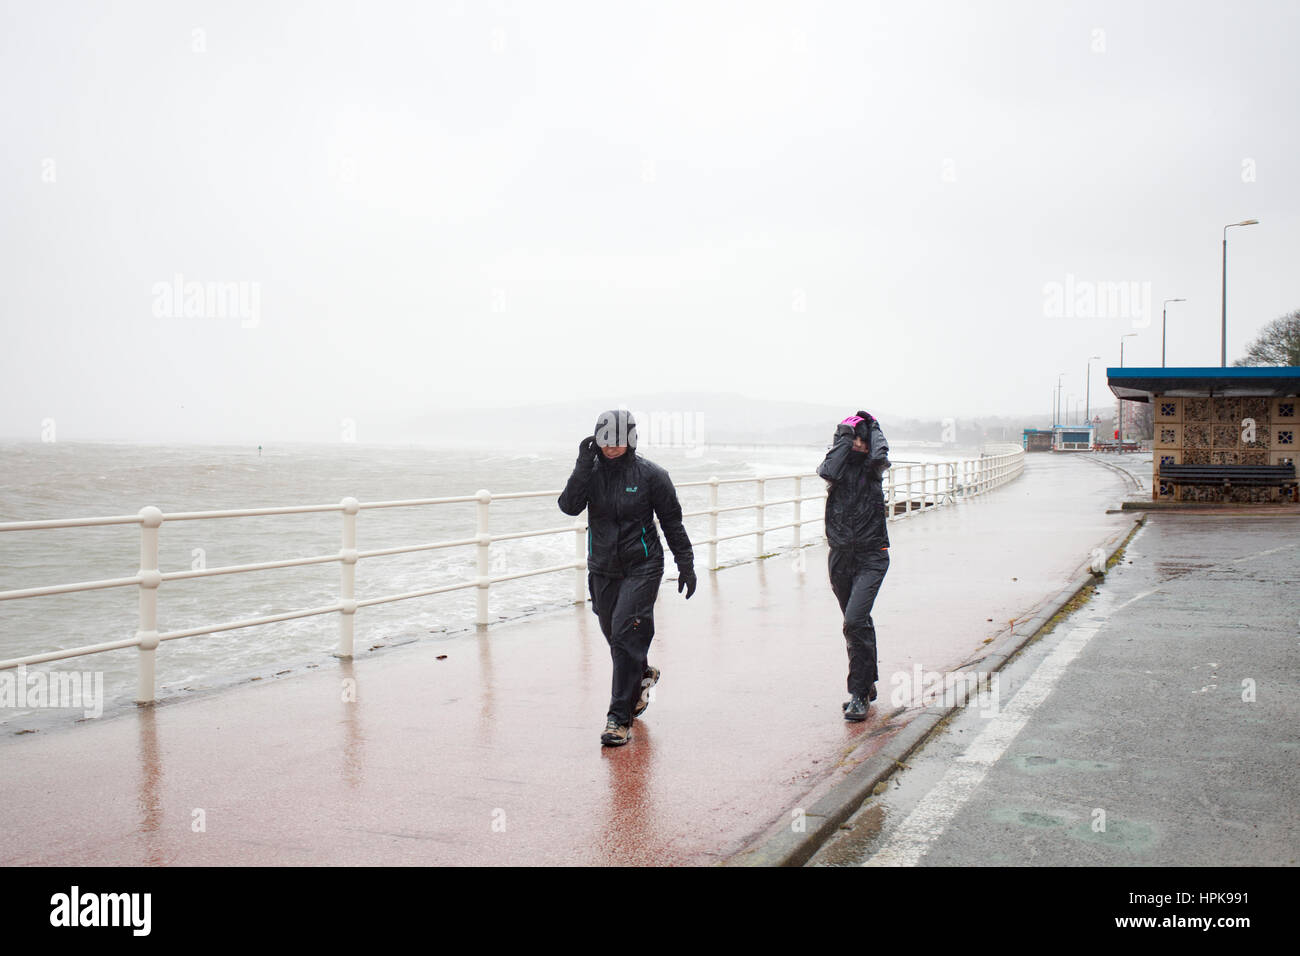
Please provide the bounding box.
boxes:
[864,623,1102,867]
[1231,543,1300,564]
[1113,587,1160,613]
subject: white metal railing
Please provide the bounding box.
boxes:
[0,448,1023,704]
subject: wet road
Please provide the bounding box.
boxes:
[810,512,1300,866]
[0,455,1137,865]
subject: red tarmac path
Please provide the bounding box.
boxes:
[0,455,1135,865]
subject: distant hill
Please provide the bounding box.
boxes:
[399,391,1064,450]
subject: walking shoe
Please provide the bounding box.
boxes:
[843,695,869,722]
[633,665,661,719]
[601,717,632,747]
[842,684,877,712]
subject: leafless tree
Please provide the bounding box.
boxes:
[1234,309,1300,366]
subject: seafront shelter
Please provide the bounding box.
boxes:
[1022,428,1053,452]
[1051,425,1094,452]
[1107,366,1300,502]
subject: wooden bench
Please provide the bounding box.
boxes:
[1157,463,1298,502]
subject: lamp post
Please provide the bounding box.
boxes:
[1221,219,1259,366]
[1161,298,1185,368]
[1119,333,1137,450]
[1085,355,1101,426]
[1055,373,1065,447]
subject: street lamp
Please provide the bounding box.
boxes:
[1119,334,1137,450]
[1085,355,1101,426]
[1221,219,1259,366]
[1056,373,1066,429]
[1161,298,1185,368]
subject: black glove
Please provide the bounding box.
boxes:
[835,423,855,439]
[854,411,877,440]
[677,569,696,599]
[578,436,597,461]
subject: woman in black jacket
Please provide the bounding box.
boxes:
[818,410,891,722]
[558,409,696,746]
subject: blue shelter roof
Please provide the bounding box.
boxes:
[1106,366,1300,402]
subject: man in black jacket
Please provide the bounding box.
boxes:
[558,409,696,747]
[818,410,891,722]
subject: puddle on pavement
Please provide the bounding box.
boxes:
[1068,819,1156,851]
[989,807,1067,828]
[988,808,1155,852]
[1010,754,1116,774]
[1152,561,1213,582]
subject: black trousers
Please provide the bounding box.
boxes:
[829,548,890,698]
[589,572,662,725]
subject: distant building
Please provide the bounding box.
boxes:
[1052,426,1094,452]
[1022,428,1053,452]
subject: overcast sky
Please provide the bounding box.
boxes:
[2,0,1297,443]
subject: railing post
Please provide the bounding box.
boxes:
[708,477,719,570]
[792,476,802,549]
[905,465,914,513]
[135,506,162,705]
[886,464,895,518]
[755,477,766,557]
[336,496,359,658]
[573,518,586,604]
[476,489,491,626]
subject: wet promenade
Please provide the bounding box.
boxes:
[812,507,1300,866]
[0,455,1138,865]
